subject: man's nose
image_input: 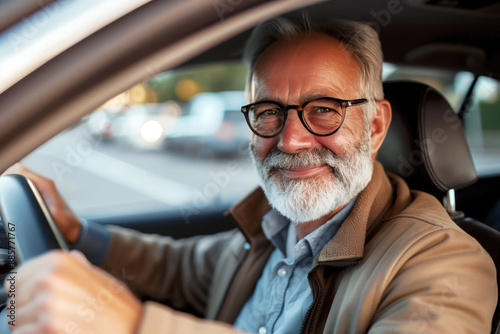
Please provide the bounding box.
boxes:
[277,110,317,153]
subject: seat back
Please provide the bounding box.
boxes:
[378,81,477,198]
[378,81,500,333]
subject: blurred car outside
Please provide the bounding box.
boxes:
[85,101,182,150]
[164,91,251,158]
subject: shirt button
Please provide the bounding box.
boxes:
[258,327,267,334]
[277,266,287,277]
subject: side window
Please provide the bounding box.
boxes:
[463,76,500,176]
[22,62,259,216]
[383,64,474,111]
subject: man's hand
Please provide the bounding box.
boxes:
[1,163,81,244]
[8,250,142,333]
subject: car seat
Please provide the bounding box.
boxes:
[378,80,500,334]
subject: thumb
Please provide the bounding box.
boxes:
[69,250,90,266]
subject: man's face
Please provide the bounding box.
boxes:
[250,33,374,224]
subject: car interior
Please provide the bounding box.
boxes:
[0,0,500,332]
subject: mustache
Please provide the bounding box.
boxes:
[256,147,340,171]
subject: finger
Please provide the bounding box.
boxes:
[1,164,55,202]
[15,283,89,330]
[17,250,106,293]
[1,162,25,176]
[14,290,50,328]
[13,254,98,327]
[64,252,135,301]
[14,251,68,289]
[1,163,80,244]
[11,323,41,334]
[2,164,39,180]
[69,250,90,267]
[13,270,52,309]
[2,163,50,188]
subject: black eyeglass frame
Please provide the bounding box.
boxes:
[241,97,370,138]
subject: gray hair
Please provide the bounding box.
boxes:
[243,17,384,121]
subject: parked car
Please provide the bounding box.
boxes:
[165,91,250,158]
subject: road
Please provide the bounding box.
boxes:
[22,123,260,216]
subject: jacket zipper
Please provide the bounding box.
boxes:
[300,259,362,334]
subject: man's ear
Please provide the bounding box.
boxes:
[370,100,392,160]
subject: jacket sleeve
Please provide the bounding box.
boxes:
[368,225,497,334]
[99,225,238,317]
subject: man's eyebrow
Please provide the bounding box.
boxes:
[299,93,330,104]
[252,92,346,105]
[253,95,281,103]
[253,93,330,104]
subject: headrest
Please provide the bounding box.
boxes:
[378,81,477,197]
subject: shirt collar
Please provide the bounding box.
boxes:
[300,196,357,258]
[262,209,289,253]
[261,196,358,258]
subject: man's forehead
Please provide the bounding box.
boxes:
[252,75,350,103]
[250,33,361,102]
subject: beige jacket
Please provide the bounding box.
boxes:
[101,162,497,333]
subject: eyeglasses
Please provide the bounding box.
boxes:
[241,96,369,138]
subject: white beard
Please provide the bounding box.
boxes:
[251,133,373,224]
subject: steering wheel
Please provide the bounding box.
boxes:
[0,174,68,333]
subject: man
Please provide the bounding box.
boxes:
[4,17,497,333]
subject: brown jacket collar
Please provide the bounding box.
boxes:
[227,161,411,262]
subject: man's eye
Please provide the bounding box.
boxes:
[263,109,278,116]
[311,107,337,114]
[258,109,280,117]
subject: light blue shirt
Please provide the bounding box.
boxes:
[233,198,357,334]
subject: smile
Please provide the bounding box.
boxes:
[279,165,331,179]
